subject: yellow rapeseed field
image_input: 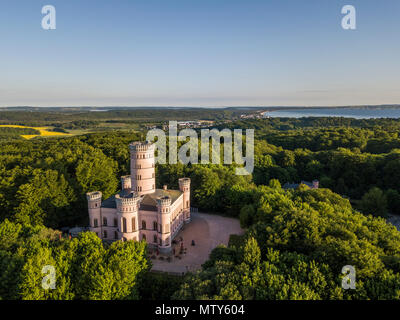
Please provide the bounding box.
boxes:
[0,125,71,139]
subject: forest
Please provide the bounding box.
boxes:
[1,116,400,299]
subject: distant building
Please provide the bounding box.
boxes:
[86,141,191,254]
[283,179,319,190]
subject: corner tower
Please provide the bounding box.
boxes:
[179,178,191,223]
[129,141,156,195]
[86,191,102,236]
[116,191,140,241]
[157,196,172,253]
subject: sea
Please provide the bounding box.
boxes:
[263,107,400,119]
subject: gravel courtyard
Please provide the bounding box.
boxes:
[150,212,244,274]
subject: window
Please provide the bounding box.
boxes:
[153,221,157,231]
[103,217,107,226]
[132,217,136,232]
[122,217,127,233]
[153,235,157,243]
[114,218,117,227]
[186,200,189,208]
[93,218,98,228]
[142,234,146,241]
[114,231,118,239]
[159,238,162,245]
[103,230,108,238]
[142,220,146,230]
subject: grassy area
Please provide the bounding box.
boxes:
[0,125,71,139]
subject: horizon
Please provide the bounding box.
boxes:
[2,104,400,110]
[1,0,399,106]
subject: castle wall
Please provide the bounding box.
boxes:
[100,208,118,240]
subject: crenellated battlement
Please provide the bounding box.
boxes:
[115,192,140,207]
[129,141,155,153]
[179,177,191,187]
[157,196,171,207]
[86,191,102,201]
[121,175,131,190]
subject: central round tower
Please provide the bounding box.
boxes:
[129,141,156,195]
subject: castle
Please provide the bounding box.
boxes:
[86,141,191,253]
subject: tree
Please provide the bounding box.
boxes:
[360,187,388,218]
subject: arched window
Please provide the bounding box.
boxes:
[153,235,157,243]
[153,221,157,231]
[103,217,107,226]
[122,217,127,233]
[103,230,108,238]
[132,217,136,232]
[142,220,146,230]
[142,234,146,241]
[93,218,98,228]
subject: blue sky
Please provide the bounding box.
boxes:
[0,0,399,107]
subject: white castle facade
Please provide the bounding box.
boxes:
[86,141,191,253]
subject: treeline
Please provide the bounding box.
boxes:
[0,107,253,127]
[219,117,400,131]
[0,127,40,142]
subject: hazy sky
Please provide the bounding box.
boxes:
[0,0,399,107]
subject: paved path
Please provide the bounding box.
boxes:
[151,212,244,274]
[388,214,400,231]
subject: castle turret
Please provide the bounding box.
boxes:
[115,191,140,241]
[129,141,155,196]
[156,196,172,253]
[86,191,102,237]
[121,175,131,190]
[179,178,191,223]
